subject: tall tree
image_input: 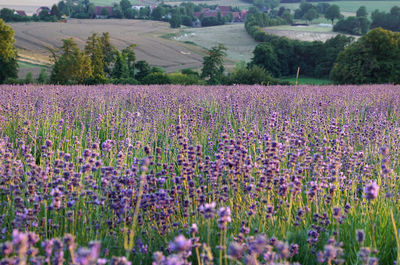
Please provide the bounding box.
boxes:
[0,8,14,22]
[99,32,117,76]
[112,50,129,79]
[120,0,131,18]
[356,6,368,18]
[325,4,341,25]
[201,43,227,84]
[51,4,61,19]
[50,38,93,84]
[85,33,106,82]
[122,44,136,78]
[0,19,18,83]
[303,8,318,24]
[330,28,400,84]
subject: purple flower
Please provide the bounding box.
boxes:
[199,202,216,219]
[364,181,379,200]
[169,235,192,254]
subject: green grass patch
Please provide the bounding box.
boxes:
[266,24,333,32]
[280,76,333,85]
[18,61,46,69]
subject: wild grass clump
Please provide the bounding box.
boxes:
[0,84,399,264]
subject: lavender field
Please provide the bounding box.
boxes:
[0,84,400,265]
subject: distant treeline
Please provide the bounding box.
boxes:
[57,0,240,28]
[245,7,353,78]
[0,6,61,22]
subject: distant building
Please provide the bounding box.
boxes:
[193,6,248,22]
[95,6,113,19]
[132,4,146,10]
[14,10,27,16]
[36,6,50,16]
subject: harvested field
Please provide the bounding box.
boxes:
[177,23,258,63]
[10,19,206,73]
[264,25,359,42]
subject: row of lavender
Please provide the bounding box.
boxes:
[0,85,399,264]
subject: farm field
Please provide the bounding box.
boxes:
[263,24,358,42]
[10,19,206,73]
[1,84,400,264]
[176,23,259,64]
[280,1,400,16]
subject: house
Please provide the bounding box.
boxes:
[240,10,248,21]
[36,6,50,16]
[232,12,240,22]
[132,4,146,10]
[14,10,27,17]
[95,6,113,18]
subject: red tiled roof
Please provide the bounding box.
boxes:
[203,10,218,17]
[15,10,27,16]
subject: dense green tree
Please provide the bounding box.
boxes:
[139,7,150,18]
[24,72,33,84]
[39,9,52,21]
[334,16,370,35]
[151,6,165,20]
[324,4,341,24]
[120,0,132,18]
[37,68,48,84]
[201,43,227,84]
[169,13,181,28]
[142,72,171,84]
[112,4,123,18]
[228,65,278,85]
[294,3,315,19]
[0,8,14,22]
[356,6,368,18]
[250,43,280,77]
[0,19,18,83]
[122,44,136,78]
[330,28,400,84]
[85,33,106,82]
[134,60,151,82]
[99,32,117,75]
[303,8,318,24]
[316,3,330,14]
[51,4,61,19]
[181,16,193,27]
[50,38,93,84]
[112,50,129,79]
[370,6,400,32]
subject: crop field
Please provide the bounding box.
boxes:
[10,19,205,73]
[263,25,358,42]
[1,84,400,264]
[176,23,259,64]
[280,1,400,16]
